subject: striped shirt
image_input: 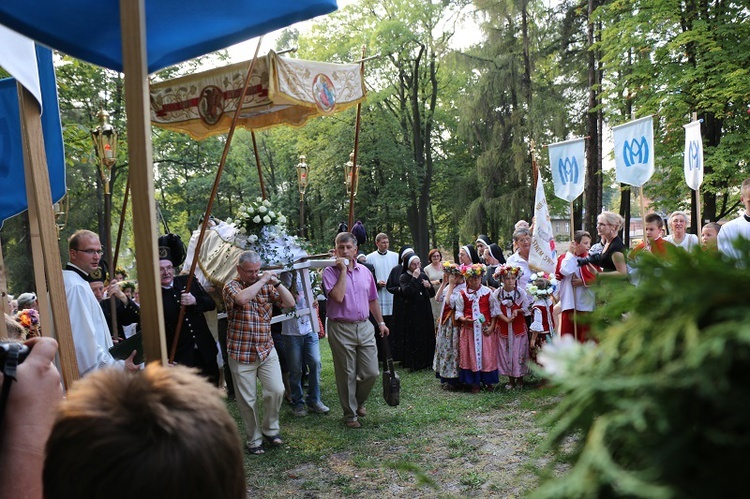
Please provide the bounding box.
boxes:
[223,277,281,364]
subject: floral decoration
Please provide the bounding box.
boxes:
[460,263,486,277]
[526,271,558,299]
[225,197,288,244]
[15,308,41,338]
[494,264,523,279]
[442,261,462,275]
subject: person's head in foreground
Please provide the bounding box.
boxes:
[43,363,246,499]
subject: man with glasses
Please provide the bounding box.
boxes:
[63,230,138,376]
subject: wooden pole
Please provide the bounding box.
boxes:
[113,173,131,272]
[347,45,366,229]
[23,165,51,338]
[251,131,267,200]
[639,185,649,251]
[169,37,264,363]
[0,240,8,339]
[569,201,575,241]
[120,0,168,365]
[17,83,79,387]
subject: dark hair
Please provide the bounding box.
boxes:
[644,213,664,228]
[574,230,592,243]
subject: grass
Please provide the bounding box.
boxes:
[227,337,562,497]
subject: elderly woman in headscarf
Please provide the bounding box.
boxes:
[458,244,480,266]
[399,253,436,371]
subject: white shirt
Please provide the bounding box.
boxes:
[506,252,531,290]
[281,273,313,337]
[718,214,750,260]
[365,250,399,315]
[558,252,595,313]
[63,264,123,376]
[665,233,699,251]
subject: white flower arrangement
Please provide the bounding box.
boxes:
[526,271,558,299]
[231,197,286,238]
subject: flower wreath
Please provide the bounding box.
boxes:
[526,271,558,299]
[442,261,462,275]
[493,264,522,279]
[460,263,486,277]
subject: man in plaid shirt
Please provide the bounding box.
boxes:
[223,250,295,455]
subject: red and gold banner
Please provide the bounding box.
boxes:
[150,50,366,140]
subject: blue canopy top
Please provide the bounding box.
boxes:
[0,0,337,73]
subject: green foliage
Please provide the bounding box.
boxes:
[535,240,750,498]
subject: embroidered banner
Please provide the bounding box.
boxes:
[150,51,366,140]
[529,171,556,274]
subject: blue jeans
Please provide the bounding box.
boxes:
[284,331,322,408]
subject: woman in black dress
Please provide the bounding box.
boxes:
[385,245,414,361]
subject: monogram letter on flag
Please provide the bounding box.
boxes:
[613,115,654,187]
[529,170,556,274]
[548,138,585,202]
[683,120,703,191]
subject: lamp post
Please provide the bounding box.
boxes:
[296,154,309,238]
[91,109,118,340]
[344,150,359,228]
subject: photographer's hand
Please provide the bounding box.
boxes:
[0,337,63,499]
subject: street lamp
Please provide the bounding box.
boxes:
[296,154,309,237]
[91,109,118,340]
[344,150,359,197]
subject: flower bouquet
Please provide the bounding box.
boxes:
[226,197,288,246]
[15,308,41,338]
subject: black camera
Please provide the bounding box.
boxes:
[0,342,30,372]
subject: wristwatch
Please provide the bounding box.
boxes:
[378,321,386,326]
[273,282,282,288]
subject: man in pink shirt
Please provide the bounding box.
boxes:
[323,232,390,428]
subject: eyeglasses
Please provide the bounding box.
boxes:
[596,223,611,227]
[74,248,104,256]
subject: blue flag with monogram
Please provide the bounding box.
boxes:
[548,137,585,203]
[683,120,703,191]
[0,42,66,226]
[613,115,654,187]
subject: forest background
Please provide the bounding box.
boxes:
[2,0,749,294]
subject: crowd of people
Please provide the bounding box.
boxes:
[1,178,748,496]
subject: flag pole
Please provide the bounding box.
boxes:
[347,45,366,229]
[0,240,8,338]
[169,37,264,364]
[639,185,649,251]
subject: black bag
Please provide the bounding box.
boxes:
[380,334,400,406]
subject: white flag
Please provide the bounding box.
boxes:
[0,24,42,107]
[529,170,556,275]
[683,120,703,191]
[613,115,654,187]
[548,137,585,202]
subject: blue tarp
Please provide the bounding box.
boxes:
[0,1,338,73]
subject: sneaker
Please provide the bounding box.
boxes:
[307,402,330,414]
[292,405,307,417]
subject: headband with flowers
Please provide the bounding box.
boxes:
[442,261,462,275]
[493,264,522,279]
[526,271,558,299]
[460,263,486,277]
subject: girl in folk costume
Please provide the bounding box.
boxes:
[558,230,598,342]
[455,263,500,393]
[526,272,558,366]
[433,262,465,390]
[493,265,533,389]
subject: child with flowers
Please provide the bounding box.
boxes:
[493,264,533,389]
[559,230,598,342]
[526,271,558,365]
[433,262,466,390]
[454,263,501,393]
